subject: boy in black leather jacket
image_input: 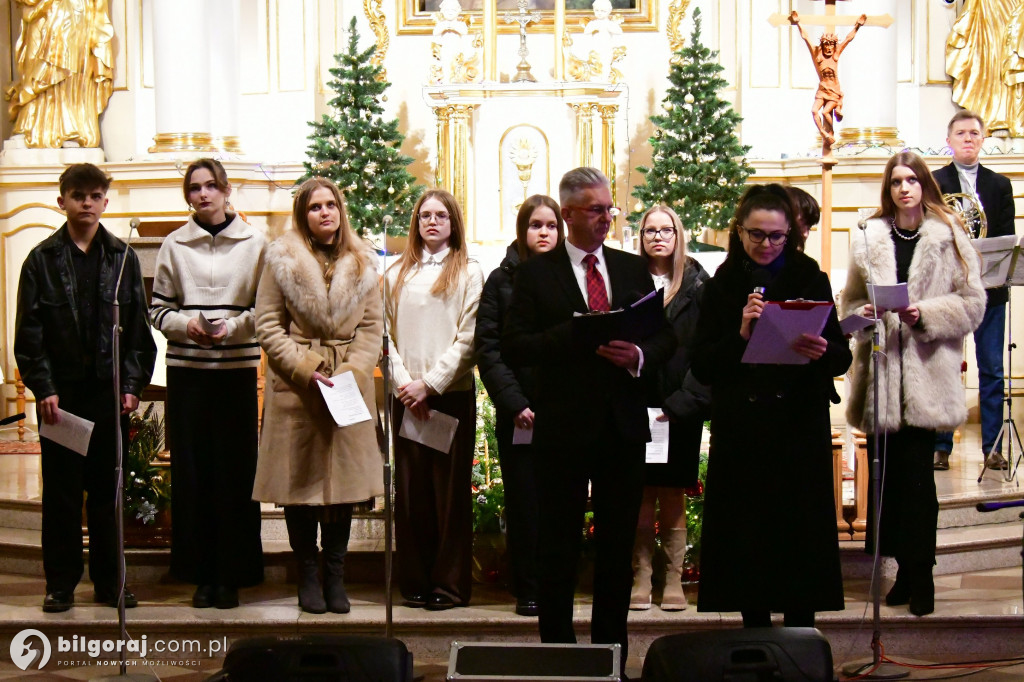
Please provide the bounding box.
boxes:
[14,163,155,612]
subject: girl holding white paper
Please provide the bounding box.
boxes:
[253,178,384,614]
[386,189,483,611]
[842,151,985,617]
[691,184,851,628]
[629,205,710,612]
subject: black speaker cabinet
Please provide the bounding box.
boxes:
[641,628,833,682]
[212,634,413,682]
[447,642,621,681]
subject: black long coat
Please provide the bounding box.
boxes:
[645,257,711,488]
[690,250,851,614]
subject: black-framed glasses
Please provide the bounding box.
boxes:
[641,227,676,240]
[741,226,789,245]
[418,211,450,223]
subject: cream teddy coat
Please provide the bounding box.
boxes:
[842,216,985,433]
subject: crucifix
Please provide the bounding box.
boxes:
[505,0,541,83]
[769,0,892,273]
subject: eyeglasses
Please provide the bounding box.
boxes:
[570,205,619,218]
[418,211,450,223]
[641,227,676,240]
[741,226,789,245]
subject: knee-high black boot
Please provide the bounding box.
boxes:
[908,561,934,617]
[321,505,353,614]
[284,506,326,614]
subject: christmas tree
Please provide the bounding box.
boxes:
[630,7,752,247]
[300,17,421,237]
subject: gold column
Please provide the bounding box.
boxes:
[553,1,565,80]
[434,106,453,188]
[483,0,497,81]
[570,103,596,169]
[449,104,477,228]
[599,104,618,200]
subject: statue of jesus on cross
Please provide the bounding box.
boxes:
[790,10,866,148]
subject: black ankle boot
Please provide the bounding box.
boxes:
[885,565,912,606]
[908,563,934,617]
[284,506,326,614]
[321,509,353,614]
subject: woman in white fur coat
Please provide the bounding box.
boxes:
[253,178,384,614]
[842,151,985,617]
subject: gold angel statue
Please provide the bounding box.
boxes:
[6,0,115,149]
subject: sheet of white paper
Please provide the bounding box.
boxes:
[399,409,459,453]
[645,408,669,464]
[973,236,1019,289]
[741,302,834,365]
[512,425,533,445]
[867,283,910,311]
[317,371,372,427]
[39,409,95,456]
[197,312,225,335]
[840,314,874,336]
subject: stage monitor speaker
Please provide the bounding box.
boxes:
[447,642,621,681]
[209,634,413,682]
[641,628,833,682]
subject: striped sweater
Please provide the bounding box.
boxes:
[150,215,266,369]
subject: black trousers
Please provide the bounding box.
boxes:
[167,367,263,587]
[534,433,645,663]
[495,415,539,601]
[392,390,476,604]
[866,426,938,564]
[40,381,125,594]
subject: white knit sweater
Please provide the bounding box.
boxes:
[150,215,266,369]
[385,250,483,395]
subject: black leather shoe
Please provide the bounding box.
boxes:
[403,593,427,608]
[94,587,137,608]
[43,591,74,613]
[425,593,456,611]
[933,451,950,471]
[192,584,215,608]
[214,586,239,609]
[515,599,539,617]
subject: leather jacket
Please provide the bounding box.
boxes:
[14,224,156,400]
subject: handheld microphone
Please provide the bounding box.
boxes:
[750,268,771,333]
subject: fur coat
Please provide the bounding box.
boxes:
[252,230,385,505]
[842,216,985,433]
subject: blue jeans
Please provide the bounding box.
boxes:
[935,304,1006,454]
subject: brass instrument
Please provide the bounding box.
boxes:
[943,192,988,239]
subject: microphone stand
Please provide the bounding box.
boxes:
[111,217,139,676]
[376,216,395,638]
[843,217,909,680]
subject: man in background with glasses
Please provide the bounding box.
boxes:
[503,167,675,677]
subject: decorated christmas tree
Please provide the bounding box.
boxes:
[630,8,752,247]
[300,17,421,237]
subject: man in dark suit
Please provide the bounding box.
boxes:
[933,110,1017,471]
[503,167,675,672]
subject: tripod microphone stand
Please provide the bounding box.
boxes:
[979,267,1021,485]
[842,216,909,680]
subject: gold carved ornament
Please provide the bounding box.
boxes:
[6,0,115,149]
[667,0,692,63]
[364,0,390,81]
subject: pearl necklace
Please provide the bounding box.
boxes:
[890,217,921,241]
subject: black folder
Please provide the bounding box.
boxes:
[571,288,665,353]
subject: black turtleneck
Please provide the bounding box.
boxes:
[195,214,234,237]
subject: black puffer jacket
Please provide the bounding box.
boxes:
[14,224,156,399]
[474,242,535,425]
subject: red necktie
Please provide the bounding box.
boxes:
[583,254,610,312]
